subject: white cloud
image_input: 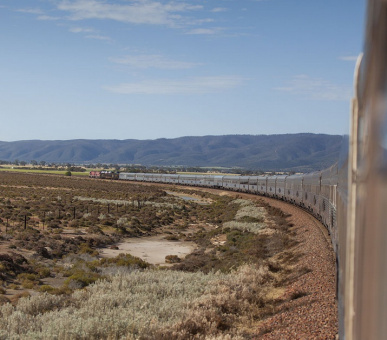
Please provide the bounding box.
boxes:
[211,7,227,13]
[109,54,200,69]
[16,8,44,15]
[275,74,352,101]
[58,0,203,27]
[68,26,110,40]
[69,26,94,33]
[37,15,60,21]
[186,28,222,35]
[338,56,358,62]
[105,76,245,95]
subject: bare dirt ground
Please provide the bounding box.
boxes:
[98,234,197,265]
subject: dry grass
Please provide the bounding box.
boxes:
[0,264,275,339]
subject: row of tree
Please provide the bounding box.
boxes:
[0,159,279,175]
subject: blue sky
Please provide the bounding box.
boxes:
[1,0,365,141]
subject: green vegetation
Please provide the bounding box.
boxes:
[0,167,88,176]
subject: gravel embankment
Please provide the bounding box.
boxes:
[250,195,338,339]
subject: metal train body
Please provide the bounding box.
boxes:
[90,1,387,337]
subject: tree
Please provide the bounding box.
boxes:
[65,171,72,176]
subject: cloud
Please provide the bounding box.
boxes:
[57,0,203,27]
[105,76,245,94]
[338,56,358,62]
[211,7,228,13]
[68,26,111,40]
[275,75,352,101]
[16,8,44,15]
[109,54,200,69]
[186,28,223,35]
[15,7,59,20]
[69,26,95,33]
[37,15,60,21]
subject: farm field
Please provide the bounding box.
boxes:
[0,166,89,176]
[0,172,336,338]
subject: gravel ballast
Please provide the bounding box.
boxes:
[251,195,338,339]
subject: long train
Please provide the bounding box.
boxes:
[89,0,387,338]
[116,170,339,247]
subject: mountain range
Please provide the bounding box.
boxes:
[0,134,344,172]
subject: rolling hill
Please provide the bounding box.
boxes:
[0,134,344,172]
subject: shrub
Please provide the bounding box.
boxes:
[165,255,181,263]
[38,267,51,278]
[64,270,102,288]
[97,253,150,269]
[39,285,55,293]
[21,280,35,289]
[165,234,179,241]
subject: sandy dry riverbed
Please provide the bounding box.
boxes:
[98,234,197,265]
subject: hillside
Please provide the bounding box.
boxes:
[0,134,343,172]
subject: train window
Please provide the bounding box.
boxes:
[296,191,299,197]
[278,188,281,193]
[270,187,272,191]
[305,192,308,200]
[288,190,290,195]
[313,196,317,205]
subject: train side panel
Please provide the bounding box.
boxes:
[286,174,304,205]
[275,175,287,199]
[222,176,241,190]
[239,176,250,192]
[179,174,198,185]
[119,172,136,181]
[320,164,338,233]
[248,176,259,194]
[266,176,277,197]
[303,171,322,216]
[257,176,268,195]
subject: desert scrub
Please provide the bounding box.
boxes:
[0,264,274,339]
[96,253,150,270]
[64,270,103,289]
[223,199,267,233]
[165,255,181,263]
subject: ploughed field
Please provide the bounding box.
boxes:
[0,172,337,339]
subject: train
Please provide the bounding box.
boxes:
[112,170,338,243]
[89,0,387,338]
[89,170,339,247]
[89,170,119,180]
